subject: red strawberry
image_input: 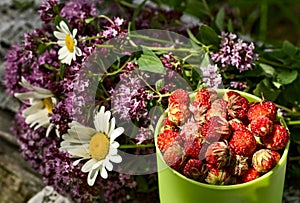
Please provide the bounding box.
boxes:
[223,91,249,119]
[157,129,179,152]
[194,88,217,105]
[240,168,260,183]
[229,129,257,157]
[183,159,208,181]
[184,137,204,159]
[180,119,201,142]
[190,88,217,123]
[206,99,228,120]
[261,124,289,150]
[263,101,277,121]
[228,155,249,176]
[163,142,186,171]
[247,101,276,122]
[205,141,232,169]
[201,116,231,142]
[249,116,273,137]
[160,117,177,132]
[169,89,190,105]
[228,118,247,131]
[205,168,231,185]
[168,103,190,126]
[252,149,280,173]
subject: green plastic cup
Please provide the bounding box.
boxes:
[155,89,289,203]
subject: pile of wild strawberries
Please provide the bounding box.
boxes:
[157,88,289,185]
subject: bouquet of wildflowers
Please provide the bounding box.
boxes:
[4,0,300,202]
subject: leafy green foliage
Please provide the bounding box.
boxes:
[137,47,166,75]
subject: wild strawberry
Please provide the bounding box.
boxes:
[228,155,249,176]
[252,149,280,173]
[240,168,260,183]
[168,89,190,105]
[190,88,217,123]
[205,168,231,185]
[223,91,249,119]
[184,137,204,159]
[205,141,232,169]
[194,88,218,106]
[247,102,276,122]
[229,129,257,157]
[163,142,186,171]
[157,129,179,152]
[201,116,231,142]
[229,118,247,131]
[179,119,201,142]
[183,159,208,181]
[160,117,177,132]
[261,124,289,150]
[206,99,228,120]
[249,116,273,137]
[168,103,190,126]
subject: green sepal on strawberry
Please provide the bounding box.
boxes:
[183,159,208,181]
[252,149,280,173]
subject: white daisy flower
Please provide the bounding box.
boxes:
[60,106,124,186]
[54,21,82,65]
[14,77,58,136]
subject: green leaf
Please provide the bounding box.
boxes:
[137,46,166,75]
[227,19,234,33]
[259,63,275,77]
[282,40,297,56]
[276,69,298,85]
[155,79,164,92]
[199,24,220,46]
[253,79,281,101]
[215,7,225,31]
[85,17,95,24]
[200,52,211,67]
[37,43,48,55]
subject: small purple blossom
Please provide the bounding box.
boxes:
[200,64,223,89]
[211,32,258,72]
[230,81,248,90]
[38,0,59,22]
[135,126,154,144]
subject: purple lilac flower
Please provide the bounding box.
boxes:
[230,81,248,90]
[200,64,223,89]
[211,32,258,72]
[38,0,59,22]
[135,126,154,144]
[60,0,97,30]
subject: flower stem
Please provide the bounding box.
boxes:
[289,156,300,161]
[119,143,155,149]
[287,120,300,126]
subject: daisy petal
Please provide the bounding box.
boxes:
[100,166,108,179]
[87,169,99,186]
[110,127,124,141]
[110,155,122,163]
[105,159,113,171]
[82,159,97,173]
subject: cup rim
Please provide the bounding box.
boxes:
[155,89,290,190]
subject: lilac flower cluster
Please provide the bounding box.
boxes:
[200,64,223,89]
[230,81,248,90]
[211,32,258,72]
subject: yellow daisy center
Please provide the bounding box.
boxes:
[65,34,75,53]
[43,97,54,113]
[89,133,110,160]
